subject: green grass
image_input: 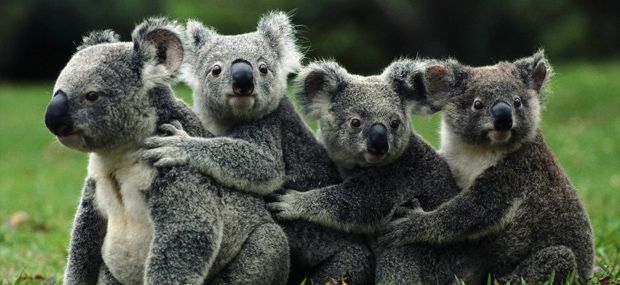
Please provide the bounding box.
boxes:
[1,62,619,284]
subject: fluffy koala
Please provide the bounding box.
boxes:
[45,18,289,285]
[140,12,374,284]
[379,51,595,284]
[267,60,461,283]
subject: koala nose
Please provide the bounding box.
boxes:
[367,123,389,155]
[45,90,74,136]
[491,101,513,131]
[231,59,254,96]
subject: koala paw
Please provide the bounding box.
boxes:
[266,189,304,220]
[378,209,424,249]
[140,145,189,168]
[158,121,189,138]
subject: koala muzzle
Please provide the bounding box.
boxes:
[491,101,513,131]
[231,59,254,96]
[367,123,389,155]
[45,90,74,136]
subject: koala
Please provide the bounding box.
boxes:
[140,12,374,284]
[378,51,595,284]
[44,18,289,285]
[267,60,461,283]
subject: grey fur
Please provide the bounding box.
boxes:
[269,60,461,283]
[140,12,373,284]
[378,51,594,284]
[51,17,288,285]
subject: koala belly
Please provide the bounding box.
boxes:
[92,160,156,285]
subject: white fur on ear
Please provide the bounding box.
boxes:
[514,50,553,93]
[132,17,186,86]
[78,30,120,51]
[295,61,347,120]
[182,20,219,90]
[257,11,303,76]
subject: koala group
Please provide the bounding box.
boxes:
[45,10,594,285]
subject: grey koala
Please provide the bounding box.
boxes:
[378,51,595,284]
[140,12,374,284]
[267,60,461,283]
[44,18,289,285]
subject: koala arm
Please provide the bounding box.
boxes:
[268,174,402,234]
[145,169,223,285]
[379,167,523,247]
[142,123,284,195]
[64,179,107,285]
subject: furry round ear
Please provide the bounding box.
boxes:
[295,61,347,120]
[257,11,303,75]
[383,59,459,115]
[185,19,218,50]
[77,30,120,51]
[514,50,553,93]
[132,17,185,81]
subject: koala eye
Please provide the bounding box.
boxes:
[258,63,268,74]
[350,118,361,128]
[514,97,522,108]
[211,64,222,76]
[473,99,484,110]
[85,91,99,102]
[390,120,400,129]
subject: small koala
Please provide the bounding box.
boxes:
[140,12,374,284]
[45,18,289,285]
[267,60,461,283]
[378,51,595,284]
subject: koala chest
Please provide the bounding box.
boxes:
[90,157,156,285]
[440,147,504,191]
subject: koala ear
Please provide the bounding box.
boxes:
[132,17,185,82]
[295,61,347,120]
[186,19,218,50]
[257,11,303,74]
[77,30,120,51]
[514,50,552,92]
[384,59,459,115]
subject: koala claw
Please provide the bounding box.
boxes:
[158,121,188,137]
[377,219,409,248]
[140,146,189,167]
[266,189,302,220]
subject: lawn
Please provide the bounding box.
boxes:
[0,62,619,284]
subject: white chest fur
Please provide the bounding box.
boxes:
[439,123,505,191]
[89,153,156,285]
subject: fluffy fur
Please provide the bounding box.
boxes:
[140,12,373,284]
[268,60,461,283]
[378,51,594,284]
[47,17,289,284]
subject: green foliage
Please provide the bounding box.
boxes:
[0,62,619,283]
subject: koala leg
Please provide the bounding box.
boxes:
[376,243,484,285]
[97,263,122,285]
[502,245,577,284]
[283,221,373,285]
[209,223,290,285]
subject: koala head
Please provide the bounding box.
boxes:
[419,51,551,150]
[183,11,302,126]
[44,18,185,152]
[295,59,427,169]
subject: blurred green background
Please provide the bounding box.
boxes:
[0,0,619,283]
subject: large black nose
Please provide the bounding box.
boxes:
[45,90,74,136]
[491,101,513,131]
[231,59,254,96]
[367,123,389,155]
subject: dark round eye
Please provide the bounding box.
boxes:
[259,63,268,74]
[85,91,99,102]
[211,64,222,76]
[473,99,484,110]
[390,120,400,129]
[514,97,522,108]
[350,119,361,128]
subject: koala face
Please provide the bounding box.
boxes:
[184,12,302,126]
[296,60,426,169]
[44,19,185,152]
[417,52,551,149]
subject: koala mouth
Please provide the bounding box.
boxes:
[227,94,256,110]
[57,132,84,149]
[488,130,512,144]
[363,152,388,164]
